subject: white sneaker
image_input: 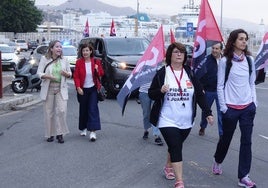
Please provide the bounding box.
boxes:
[89,132,96,142]
[80,129,87,136]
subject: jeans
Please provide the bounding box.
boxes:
[214,103,256,179]
[200,91,223,136]
[139,92,160,136]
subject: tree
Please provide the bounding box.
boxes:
[0,0,43,33]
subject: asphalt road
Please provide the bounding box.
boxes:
[0,80,267,188]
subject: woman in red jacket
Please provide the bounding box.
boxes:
[73,43,104,142]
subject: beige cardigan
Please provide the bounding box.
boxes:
[37,56,72,101]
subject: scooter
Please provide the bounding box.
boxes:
[11,58,41,93]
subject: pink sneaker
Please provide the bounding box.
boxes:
[212,161,222,175]
[238,175,256,188]
[175,180,184,188]
[163,166,175,180]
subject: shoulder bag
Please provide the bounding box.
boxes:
[94,59,106,101]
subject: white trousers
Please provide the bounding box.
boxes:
[43,82,69,138]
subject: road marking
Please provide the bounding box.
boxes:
[259,134,268,140]
[256,86,268,90]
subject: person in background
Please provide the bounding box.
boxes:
[73,43,104,142]
[195,42,223,138]
[139,82,163,146]
[148,42,213,188]
[212,29,257,188]
[37,40,72,144]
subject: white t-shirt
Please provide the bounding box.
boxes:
[83,61,95,88]
[158,66,194,129]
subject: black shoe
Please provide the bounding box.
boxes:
[47,136,54,142]
[143,131,149,140]
[155,137,163,146]
[199,128,205,136]
[56,135,64,144]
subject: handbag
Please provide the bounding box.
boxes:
[97,85,106,101]
[94,65,106,101]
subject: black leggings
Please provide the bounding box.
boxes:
[160,127,191,162]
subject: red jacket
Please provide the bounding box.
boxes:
[73,57,104,90]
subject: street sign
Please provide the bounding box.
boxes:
[186,22,194,37]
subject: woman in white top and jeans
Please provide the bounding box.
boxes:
[212,29,257,188]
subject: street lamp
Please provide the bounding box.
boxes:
[47,4,51,41]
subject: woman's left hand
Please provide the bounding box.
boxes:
[206,115,214,125]
[95,64,98,72]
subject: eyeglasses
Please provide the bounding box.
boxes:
[172,50,185,54]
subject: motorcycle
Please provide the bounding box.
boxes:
[11,57,41,93]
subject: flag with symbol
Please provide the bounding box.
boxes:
[117,26,165,115]
[192,0,223,70]
[83,18,89,37]
[110,19,116,36]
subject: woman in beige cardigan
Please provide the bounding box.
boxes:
[37,40,72,143]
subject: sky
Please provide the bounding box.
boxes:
[35,0,268,25]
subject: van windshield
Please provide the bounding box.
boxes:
[106,38,149,56]
[63,47,76,56]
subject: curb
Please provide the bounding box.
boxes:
[0,84,42,112]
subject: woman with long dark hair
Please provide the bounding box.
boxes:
[212,29,257,188]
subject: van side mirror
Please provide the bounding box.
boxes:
[95,50,101,57]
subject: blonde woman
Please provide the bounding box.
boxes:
[37,40,72,144]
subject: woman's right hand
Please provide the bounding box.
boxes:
[42,74,56,81]
[161,84,169,93]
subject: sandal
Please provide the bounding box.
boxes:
[174,180,184,188]
[164,166,175,180]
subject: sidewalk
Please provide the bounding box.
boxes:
[0,74,41,114]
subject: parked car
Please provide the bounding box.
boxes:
[78,36,150,98]
[29,44,77,73]
[13,39,28,52]
[27,41,39,50]
[61,45,77,74]
[0,44,20,70]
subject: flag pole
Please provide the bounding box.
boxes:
[220,0,223,32]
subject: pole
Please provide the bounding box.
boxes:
[0,51,2,98]
[135,0,139,37]
[220,0,223,32]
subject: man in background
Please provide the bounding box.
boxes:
[195,42,223,138]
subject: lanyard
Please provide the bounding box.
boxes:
[170,66,184,97]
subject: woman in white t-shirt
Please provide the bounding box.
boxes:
[149,42,213,188]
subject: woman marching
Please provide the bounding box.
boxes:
[37,40,72,144]
[148,42,213,188]
[212,29,257,188]
[73,43,104,142]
